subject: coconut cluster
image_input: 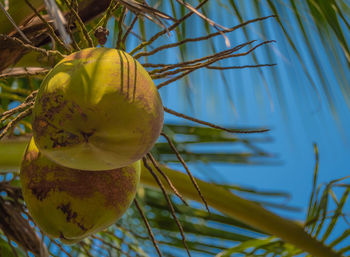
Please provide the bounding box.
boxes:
[20,48,164,243]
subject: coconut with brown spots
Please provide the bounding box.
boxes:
[20,138,141,244]
[32,47,163,171]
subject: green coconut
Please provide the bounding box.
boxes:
[20,138,141,244]
[32,47,163,171]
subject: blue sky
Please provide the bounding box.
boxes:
[104,2,350,254]
[107,2,350,216]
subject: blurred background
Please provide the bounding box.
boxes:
[1,0,350,256]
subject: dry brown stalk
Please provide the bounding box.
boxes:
[66,0,80,51]
[129,0,209,56]
[0,106,33,140]
[122,22,145,42]
[147,153,188,206]
[143,157,191,257]
[66,26,80,51]
[0,185,48,257]
[24,0,70,52]
[33,227,73,257]
[0,1,32,44]
[115,224,150,241]
[133,15,275,59]
[0,101,32,123]
[116,7,126,50]
[121,15,138,47]
[160,133,210,213]
[4,231,20,257]
[151,41,256,79]
[144,42,252,70]
[176,0,226,31]
[134,198,163,257]
[62,0,94,47]
[0,34,65,58]
[207,64,277,70]
[117,0,175,32]
[91,235,131,257]
[174,0,230,47]
[152,63,276,79]
[0,67,49,79]
[148,40,255,75]
[163,106,269,134]
[152,62,276,79]
[156,40,275,89]
[102,0,119,28]
[0,1,120,71]
[79,242,94,257]
[0,90,37,122]
[0,84,31,96]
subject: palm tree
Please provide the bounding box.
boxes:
[0,1,349,256]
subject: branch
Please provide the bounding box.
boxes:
[62,0,94,48]
[0,107,33,140]
[0,34,65,58]
[0,67,49,79]
[133,15,275,59]
[143,157,191,257]
[156,40,275,89]
[134,199,163,257]
[148,40,255,76]
[206,63,277,70]
[163,107,269,134]
[129,0,209,56]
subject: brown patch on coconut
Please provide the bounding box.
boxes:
[56,202,88,232]
[24,156,137,208]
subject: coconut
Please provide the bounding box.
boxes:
[32,47,163,170]
[20,138,140,243]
